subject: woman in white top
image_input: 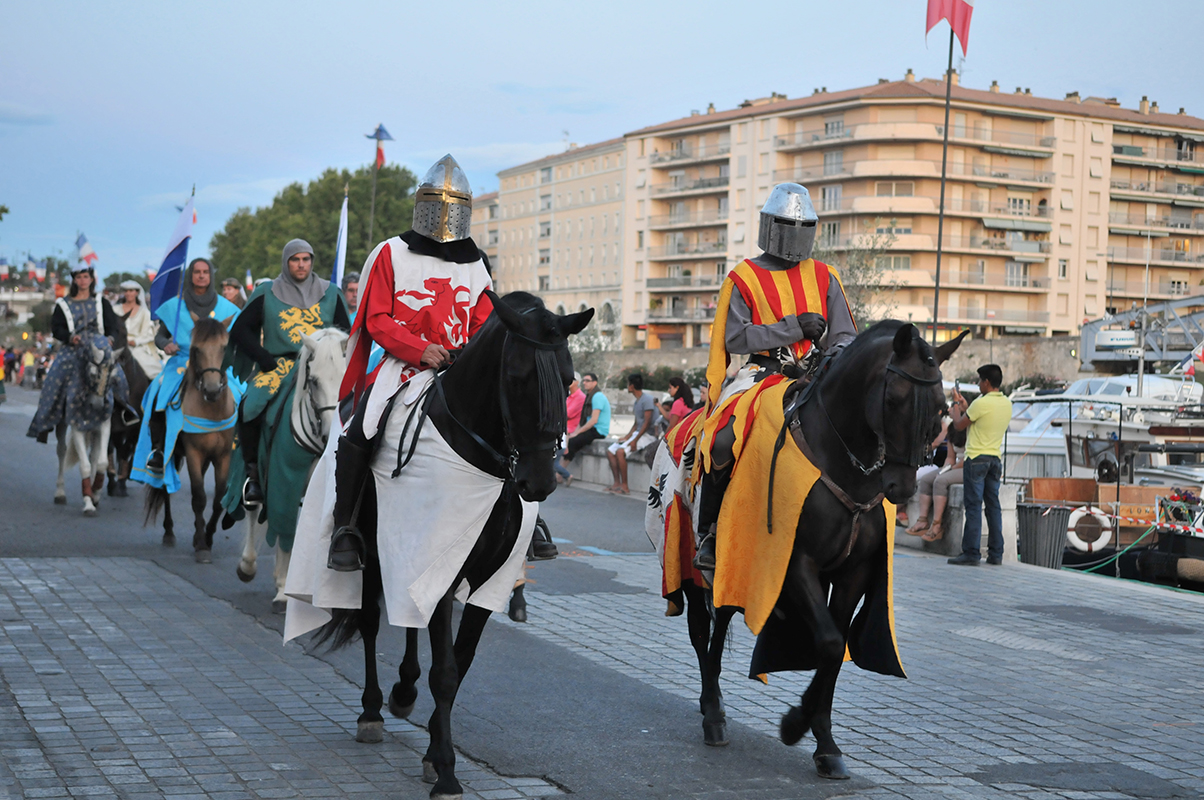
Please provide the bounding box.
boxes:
[117,280,164,379]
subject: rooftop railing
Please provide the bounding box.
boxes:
[649,142,732,165]
[649,176,730,196]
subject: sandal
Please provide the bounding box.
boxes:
[922,521,943,542]
[905,519,930,536]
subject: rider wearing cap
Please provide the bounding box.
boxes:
[691,184,857,571]
[227,239,350,507]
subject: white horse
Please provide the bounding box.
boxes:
[237,328,348,612]
[53,338,116,517]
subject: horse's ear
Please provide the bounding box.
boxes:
[189,311,200,322]
[486,290,523,332]
[893,323,918,357]
[934,329,970,365]
[300,332,317,352]
[560,307,594,336]
[219,315,235,331]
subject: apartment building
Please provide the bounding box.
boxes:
[469,191,499,268]
[490,139,626,337]
[486,72,1204,348]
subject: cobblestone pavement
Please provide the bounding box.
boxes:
[0,558,560,800]
[504,550,1204,799]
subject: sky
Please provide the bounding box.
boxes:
[2,0,1203,277]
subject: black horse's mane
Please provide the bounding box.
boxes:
[834,319,937,367]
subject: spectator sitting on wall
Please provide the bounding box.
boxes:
[559,372,609,475]
[659,376,697,431]
[606,373,662,495]
[554,372,586,486]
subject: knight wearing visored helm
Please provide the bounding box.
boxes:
[326,154,498,572]
[686,183,858,572]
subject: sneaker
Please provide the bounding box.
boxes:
[947,553,980,566]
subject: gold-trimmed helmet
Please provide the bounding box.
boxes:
[412,154,473,242]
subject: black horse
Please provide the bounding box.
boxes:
[108,347,149,497]
[679,321,966,779]
[317,292,591,800]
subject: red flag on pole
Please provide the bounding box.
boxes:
[926,0,973,56]
[375,141,385,169]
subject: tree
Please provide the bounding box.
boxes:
[0,204,9,222]
[210,164,417,283]
[812,218,899,328]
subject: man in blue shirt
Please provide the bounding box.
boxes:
[560,372,609,473]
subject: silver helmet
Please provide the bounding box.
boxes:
[413,154,473,243]
[757,183,819,261]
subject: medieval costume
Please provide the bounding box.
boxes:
[130,259,243,492]
[227,239,350,506]
[27,266,126,443]
[118,280,164,379]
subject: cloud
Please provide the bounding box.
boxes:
[0,102,53,126]
[140,177,300,212]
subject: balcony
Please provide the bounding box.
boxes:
[646,307,718,322]
[1112,144,1204,170]
[774,122,1055,153]
[1107,211,1204,232]
[948,307,1050,324]
[649,176,730,197]
[946,271,1050,290]
[1107,246,1204,265]
[647,241,728,260]
[1109,179,1204,205]
[946,235,1051,255]
[1105,280,1195,298]
[646,275,726,290]
[816,232,1050,256]
[649,141,732,166]
[771,159,1054,187]
[648,209,729,229]
[942,198,1052,218]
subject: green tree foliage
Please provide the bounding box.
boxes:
[812,218,899,328]
[210,164,417,283]
[0,204,9,222]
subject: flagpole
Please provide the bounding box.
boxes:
[171,185,195,339]
[931,26,955,345]
[367,154,379,248]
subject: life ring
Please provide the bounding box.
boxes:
[1066,506,1113,553]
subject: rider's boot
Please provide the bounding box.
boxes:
[240,414,265,508]
[527,515,558,561]
[692,466,731,572]
[146,411,166,475]
[328,435,374,572]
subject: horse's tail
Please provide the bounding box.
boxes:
[312,608,365,651]
[143,485,168,526]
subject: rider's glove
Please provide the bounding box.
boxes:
[796,312,827,342]
[257,355,278,372]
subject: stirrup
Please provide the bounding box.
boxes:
[147,449,165,476]
[693,531,717,572]
[328,526,365,572]
[242,478,263,509]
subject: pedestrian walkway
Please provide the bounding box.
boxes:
[0,558,560,800]
[506,550,1204,799]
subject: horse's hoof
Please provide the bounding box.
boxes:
[355,720,383,743]
[162,532,176,547]
[114,482,128,498]
[82,503,98,518]
[814,753,850,780]
[388,688,416,719]
[508,604,527,623]
[54,495,67,505]
[780,706,809,747]
[703,720,729,747]
[421,759,438,784]
[271,600,286,615]
[431,793,462,800]
[236,563,256,583]
[194,549,211,564]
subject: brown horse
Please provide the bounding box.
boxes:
[145,316,236,561]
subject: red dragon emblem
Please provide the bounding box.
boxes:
[394,277,472,346]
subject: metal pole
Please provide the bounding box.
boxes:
[1137,228,1151,397]
[931,28,955,345]
[367,160,379,248]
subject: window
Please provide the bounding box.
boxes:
[1089,157,1103,178]
[968,259,986,284]
[488,205,497,220]
[590,187,597,202]
[538,249,550,265]
[1005,261,1030,288]
[669,169,686,188]
[875,255,912,270]
[1007,196,1032,215]
[1058,259,1068,279]
[538,275,550,291]
[734,222,745,243]
[487,230,498,246]
[875,181,913,197]
[737,156,747,178]
[759,153,769,174]
[637,231,644,249]
[824,117,844,137]
[718,195,729,216]
[539,221,551,238]
[540,167,552,183]
[820,184,843,211]
[823,150,844,176]
[635,169,646,188]
[639,139,646,157]
[877,218,912,234]
[1170,279,1189,295]
[540,194,552,211]
[737,122,748,143]
[820,221,841,244]
[759,120,769,140]
[1178,140,1197,161]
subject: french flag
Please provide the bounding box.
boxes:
[76,233,99,266]
[927,0,974,56]
[149,195,195,320]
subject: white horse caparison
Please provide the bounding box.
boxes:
[54,340,115,517]
[237,328,348,611]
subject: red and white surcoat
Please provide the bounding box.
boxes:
[341,236,494,437]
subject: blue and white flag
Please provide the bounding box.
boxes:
[332,192,349,288]
[149,195,195,320]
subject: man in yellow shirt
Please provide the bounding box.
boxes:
[946,364,1012,565]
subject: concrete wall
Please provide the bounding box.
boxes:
[938,334,1083,385]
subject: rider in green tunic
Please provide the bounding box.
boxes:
[227,239,350,506]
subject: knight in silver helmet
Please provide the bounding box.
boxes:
[688,181,858,573]
[757,182,819,261]
[412,154,473,243]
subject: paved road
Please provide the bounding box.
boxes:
[3,383,1204,799]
